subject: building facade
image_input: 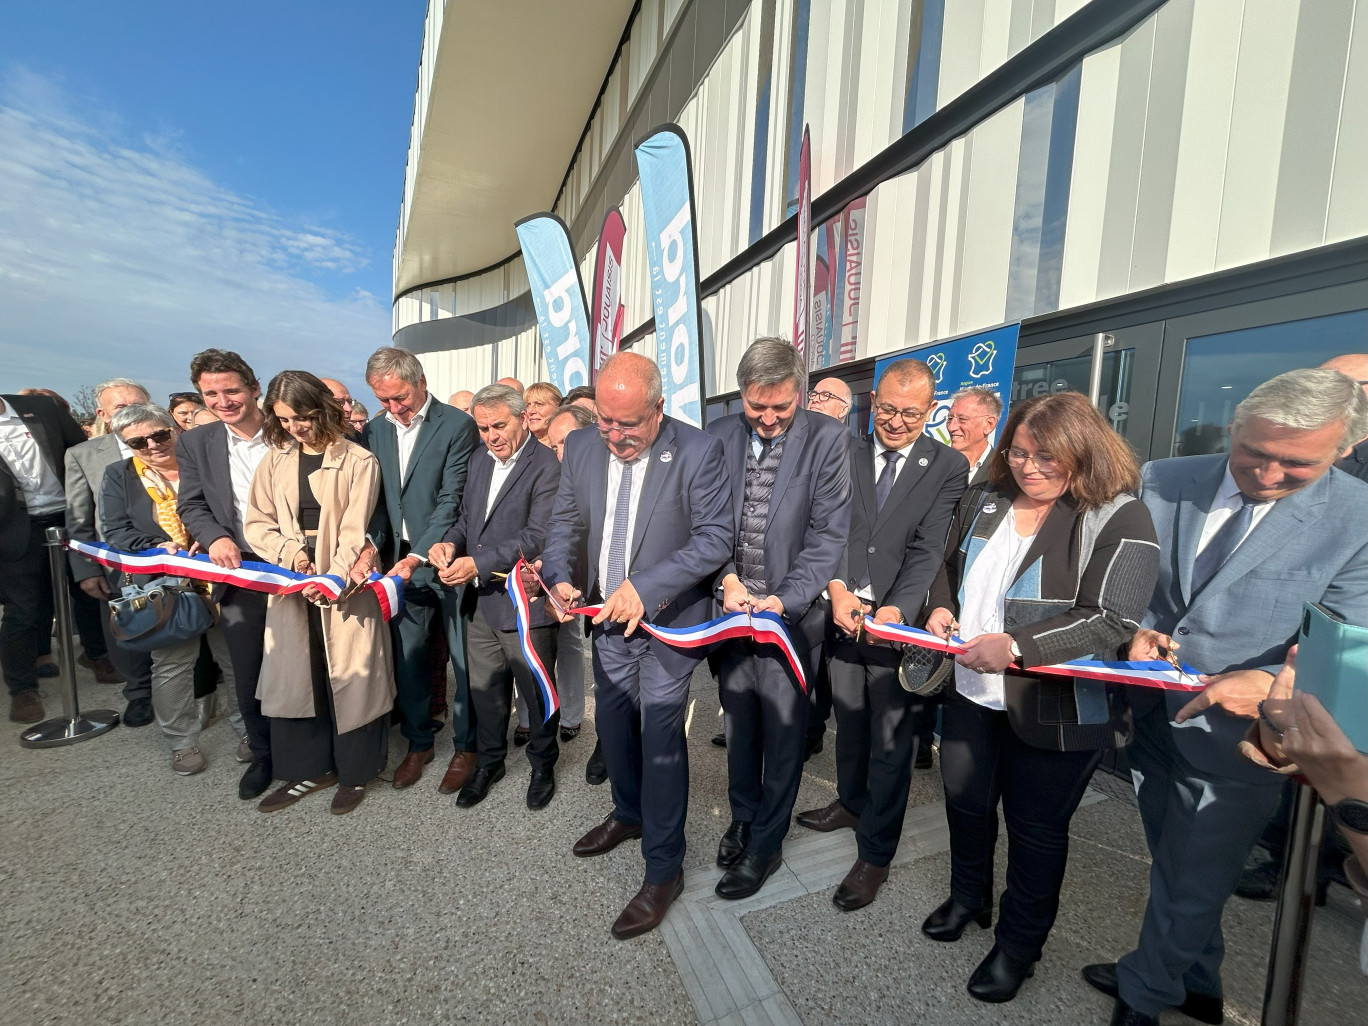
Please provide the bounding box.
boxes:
[393,0,1367,461]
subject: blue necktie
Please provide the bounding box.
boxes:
[604,459,635,597]
[875,450,902,512]
[1191,494,1257,595]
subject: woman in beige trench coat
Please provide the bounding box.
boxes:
[244,371,395,815]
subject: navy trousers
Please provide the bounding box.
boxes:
[391,579,472,753]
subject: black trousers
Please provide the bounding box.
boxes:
[0,514,61,694]
[271,603,387,786]
[718,602,823,858]
[217,582,271,766]
[390,570,472,754]
[465,602,559,772]
[805,601,836,743]
[830,637,926,867]
[940,691,1102,963]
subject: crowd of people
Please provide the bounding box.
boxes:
[2,340,1366,1025]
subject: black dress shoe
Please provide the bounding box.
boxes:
[914,743,934,769]
[239,759,273,800]
[803,734,824,761]
[526,769,555,809]
[1109,999,1159,1026]
[1234,855,1280,901]
[711,732,726,748]
[921,896,992,942]
[456,762,505,807]
[123,696,154,728]
[559,723,581,742]
[966,944,1036,1003]
[513,726,530,747]
[1082,963,1223,1025]
[585,739,608,785]
[716,820,751,868]
[716,850,782,900]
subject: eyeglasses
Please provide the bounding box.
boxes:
[807,390,849,408]
[945,412,989,426]
[168,392,201,407]
[125,428,175,451]
[1005,447,1060,471]
[873,403,931,424]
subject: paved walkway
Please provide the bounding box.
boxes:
[1,661,1362,1025]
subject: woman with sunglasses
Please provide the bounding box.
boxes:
[243,371,393,816]
[919,391,1160,1003]
[99,404,246,776]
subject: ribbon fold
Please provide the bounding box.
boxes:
[506,560,560,723]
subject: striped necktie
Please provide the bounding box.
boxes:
[1191,494,1258,596]
[604,459,636,596]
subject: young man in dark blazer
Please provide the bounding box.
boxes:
[707,338,851,901]
[428,384,561,809]
[175,349,275,798]
[358,347,480,792]
[0,390,86,723]
[537,352,733,940]
[796,358,968,910]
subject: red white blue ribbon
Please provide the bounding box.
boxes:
[506,560,560,723]
[68,539,406,621]
[860,616,1205,692]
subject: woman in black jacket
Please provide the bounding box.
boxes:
[921,391,1160,1003]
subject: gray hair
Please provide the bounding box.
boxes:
[949,386,1004,418]
[95,378,150,405]
[350,399,368,419]
[1232,368,1368,449]
[365,346,425,386]
[552,404,595,430]
[110,403,176,436]
[470,383,526,417]
[736,337,807,393]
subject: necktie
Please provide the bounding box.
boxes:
[604,459,635,597]
[875,450,902,512]
[1191,494,1257,595]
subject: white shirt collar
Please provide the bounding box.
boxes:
[1219,462,1271,505]
[224,422,265,446]
[873,435,916,460]
[388,392,433,430]
[487,432,532,468]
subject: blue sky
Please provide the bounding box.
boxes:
[0,0,427,408]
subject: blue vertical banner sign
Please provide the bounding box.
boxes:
[635,124,704,427]
[873,323,1020,445]
[515,213,592,396]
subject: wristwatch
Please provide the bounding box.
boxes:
[1329,797,1368,835]
[1008,638,1022,660]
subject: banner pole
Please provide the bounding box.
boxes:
[18,528,119,748]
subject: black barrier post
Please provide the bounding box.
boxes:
[1260,782,1326,1026]
[17,527,120,748]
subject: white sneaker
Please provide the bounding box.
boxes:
[172,747,208,775]
[235,735,252,763]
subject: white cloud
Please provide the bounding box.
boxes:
[0,67,392,406]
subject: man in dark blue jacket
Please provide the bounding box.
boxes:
[707,338,851,900]
[537,352,733,940]
[429,384,561,809]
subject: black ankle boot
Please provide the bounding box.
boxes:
[921,896,992,942]
[966,943,1036,1003]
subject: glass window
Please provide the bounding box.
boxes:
[1010,350,1135,436]
[1172,310,1368,456]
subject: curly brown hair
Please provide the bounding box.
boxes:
[987,391,1140,510]
[262,371,347,450]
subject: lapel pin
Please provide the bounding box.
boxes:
[918,457,928,466]
[660,450,673,463]
[982,502,998,514]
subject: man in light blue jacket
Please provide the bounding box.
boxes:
[1088,368,1368,1026]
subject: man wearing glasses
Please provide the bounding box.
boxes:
[807,378,852,423]
[319,379,357,437]
[796,358,967,910]
[945,386,1002,488]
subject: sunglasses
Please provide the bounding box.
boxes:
[125,428,175,451]
[168,392,201,406]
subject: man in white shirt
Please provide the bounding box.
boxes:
[176,349,275,799]
[0,390,87,723]
[946,386,1002,489]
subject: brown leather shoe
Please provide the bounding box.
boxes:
[391,748,434,789]
[573,812,643,857]
[832,858,889,911]
[795,798,859,832]
[9,690,43,723]
[611,873,684,939]
[437,751,477,794]
[79,653,126,684]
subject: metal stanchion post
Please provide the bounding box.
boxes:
[18,527,120,748]
[1260,782,1325,1026]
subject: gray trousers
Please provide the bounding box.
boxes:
[150,627,243,752]
[1116,702,1283,1016]
[518,618,587,729]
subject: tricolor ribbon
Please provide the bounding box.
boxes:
[859,616,1205,693]
[68,539,406,621]
[506,560,560,723]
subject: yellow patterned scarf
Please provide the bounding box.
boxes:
[133,456,189,550]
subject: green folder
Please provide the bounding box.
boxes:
[1296,602,1367,754]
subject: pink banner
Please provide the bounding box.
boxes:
[590,206,627,381]
[810,254,829,370]
[838,197,866,362]
[794,125,811,360]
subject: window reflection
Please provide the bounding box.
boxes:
[1010,350,1134,436]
